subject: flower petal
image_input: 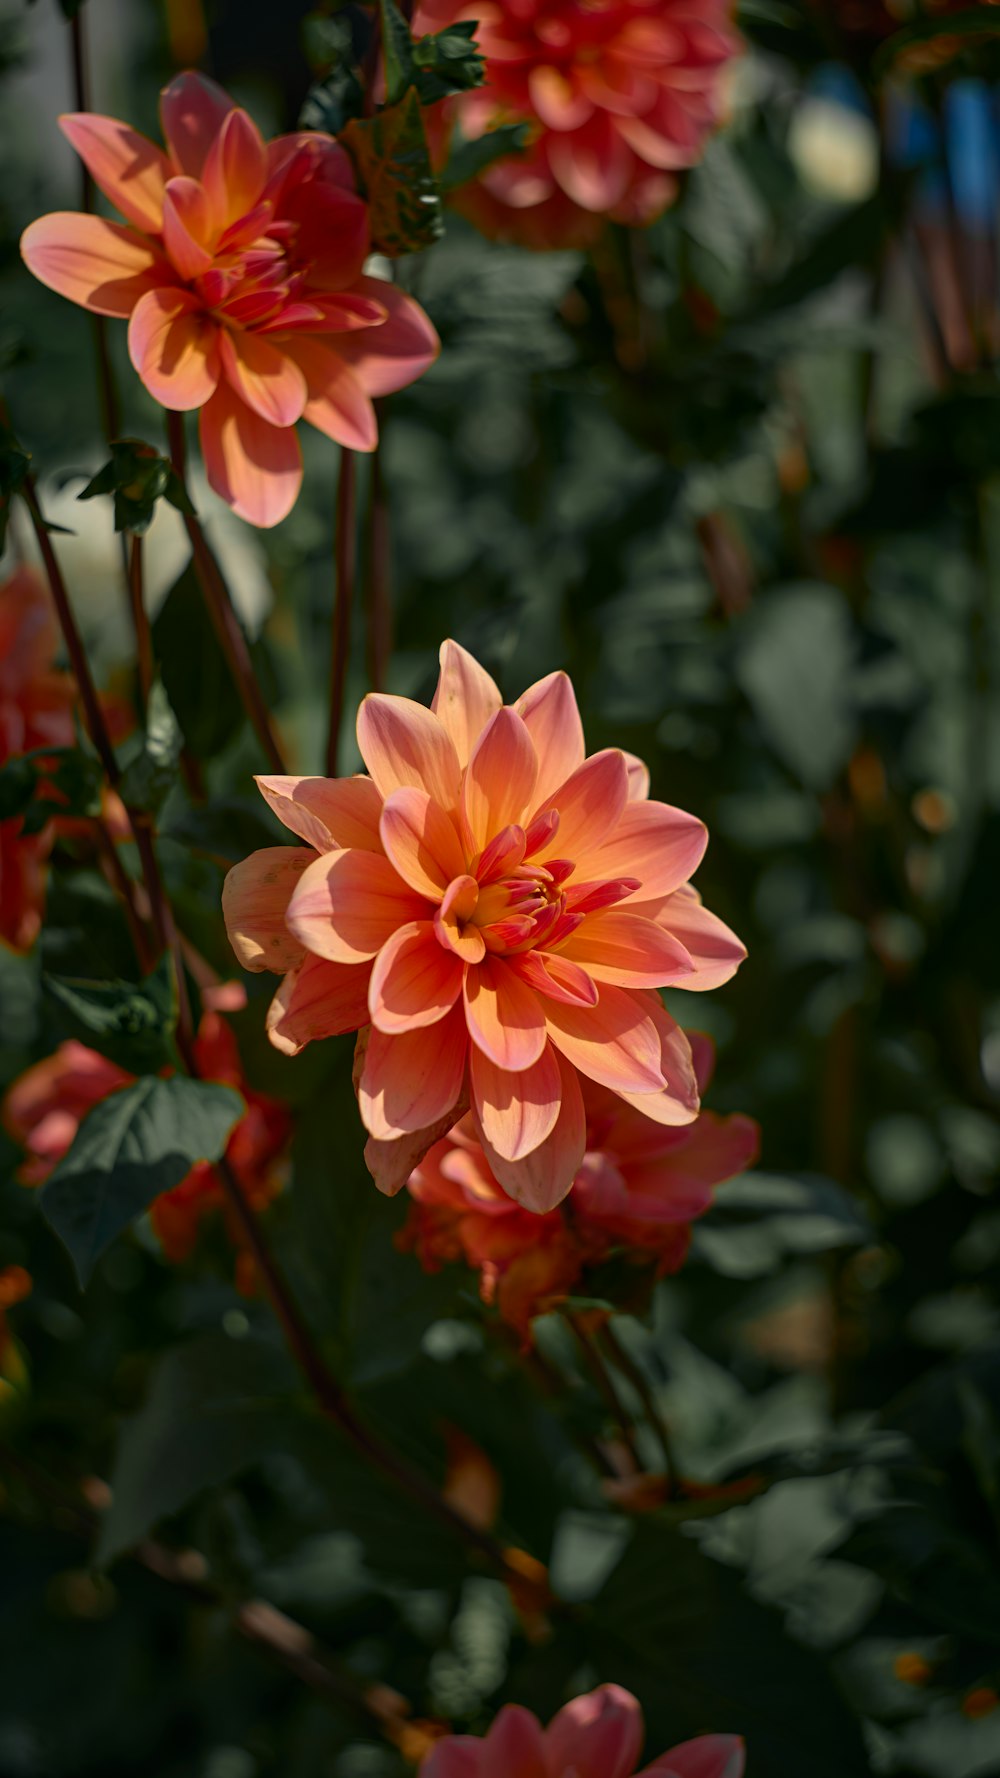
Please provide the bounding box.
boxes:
[510,949,598,1007]
[286,849,428,963]
[357,693,462,811]
[220,326,307,427]
[477,1048,585,1213]
[431,639,503,769]
[607,994,700,1126]
[358,1004,468,1139]
[369,921,464,1032]
[20,213,169,317]
[335,275,440,396]
[420,1739,482,1778]
[645,886,746,990]
[462,707,539,853]
[160,71,235,178]
[559,910,694,988]
[128,286,221,410]
[581,799,708,901]
[514,669,585,808]
[623,750,650,800]
[59,113,170,232]
[640,1736,745,1778]
[267,953,371,1055]
[546,1685,644,1778]
[379,787,467,900]
[536,749,629,864]
[284,337,378,451]
[464,956,546,1072]
[161,176,215,278]
[548,112,633,212]
[199,381,303,527]
[482,1706,549,1778]
[255,773,383,853]
[545,984,666,1095]
[202,107,268,227]
[471,1040,561,1162]
[222,846,312,973]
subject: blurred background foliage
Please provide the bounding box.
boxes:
[3,1,1000,1776]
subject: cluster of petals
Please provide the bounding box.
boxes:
[3,1006,290,1287]
[422,1683,744,1778]
[223,641,745,1211]
[404,1034,758,1337]
[0,567,77,952]
[415,0,739,247]
[21,72,440,526]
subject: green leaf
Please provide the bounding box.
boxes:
[341,90,443,256]
[692,1172,871,1279]
[440,120,530,191]
[164,795,289,864]
[735,583,858,790]
[117,680,182,815]
[41,955,177,1074]
[152,563,245,760]
[78,438,193,536]
[299,59,365,134]
[379,0,416,106]
[412,20,484,101]
[0,746,104,836]
[39,1075,244,1286]
[96,1332,298,1564]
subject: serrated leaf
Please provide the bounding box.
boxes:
[118,680,182,815]
[39,1076,244,1286]
[341,90,443,256]
[412,20,484,101]
[41,955,177,1074]
[441,120,530,190]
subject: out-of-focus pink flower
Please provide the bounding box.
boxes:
[421,1684,744,1778]
[21,73,440,527]
[414,0,740,248]
[2,1008,290,1287]
[224,640,745,1211]
[404,1035,758,1338]
[0,567,76,953]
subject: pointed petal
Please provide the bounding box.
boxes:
[59,112,170,232]
[161,176,215,278]
[644,887,746,990]
[462,707,539,853]
[20,213,169,317]
[534,748,629,864]
[435,875,486,963]
[128,286,221,410]
[203,106,267,226]
[369,921,464,1033]
[282,335,377,451]
[286,848,428,963]
[199,382,303,527]
[545,984,666,1095]
[220,326,307,427]
[482,1706,548,1778]
[640,1736,745,1778]
[267,953,371,1055]
[608,995,700,1126]
[160,71,235,178]
[560,910,694,988]
[222,846,312,973]
[464,956,546,1072]
[379,787,467,900]
[335,275,440,396]
[514,669,585,808]
[255,773,383,853]
[582,800,708,901]
[431,639,503,768]
[477,1048,585,1212]
[358,1004,468,1138]
[623,750,651,800]
[511,949,598,1007]
[471,1040,560,1162]
[546,1686,644,1778]
[549,111,633,212]
[420,1739,482,1778]
[357,693,462,811]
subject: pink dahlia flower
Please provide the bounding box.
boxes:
[223,641,745,1210]
[415,0,740,248]
[21,73,440,526]
[404,1033,758,1336]
[422,1684,744,1778]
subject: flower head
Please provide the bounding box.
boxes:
[404,1034,758,1337]
[421,1684,744,1778]
[416,0,740,247]
[2,1006,290,1285]
[224,641,745,1211]
[0,567,76,952]
[21,73,440,526]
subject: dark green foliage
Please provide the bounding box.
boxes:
[41,955,177,1075]
[341,91,444,255]
[78,440,192,537]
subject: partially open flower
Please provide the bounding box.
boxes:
[421,1683,744,1778]
[404,1034,758,1338]
[224,640,745,1211]
[21,72,440,526]
[415,0,740,247]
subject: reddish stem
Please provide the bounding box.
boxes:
[128,532,154,709]
[366,436,392,693]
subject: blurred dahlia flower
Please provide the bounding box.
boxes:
[404,1034,758,1337]
[224,641,745,1210]
[21,72,439,526]
[2,1008,290,1287]
[421,1683,744,1777]
[415,0,740,247]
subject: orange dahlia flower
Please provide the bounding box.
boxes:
[223,641,745,1211]
[0,567,76,952]
[2,1008,290,1284]
[422,1684,744,1778]
[416,0,739,247]
[404,1034,758,1337]
[21,73,440,526]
